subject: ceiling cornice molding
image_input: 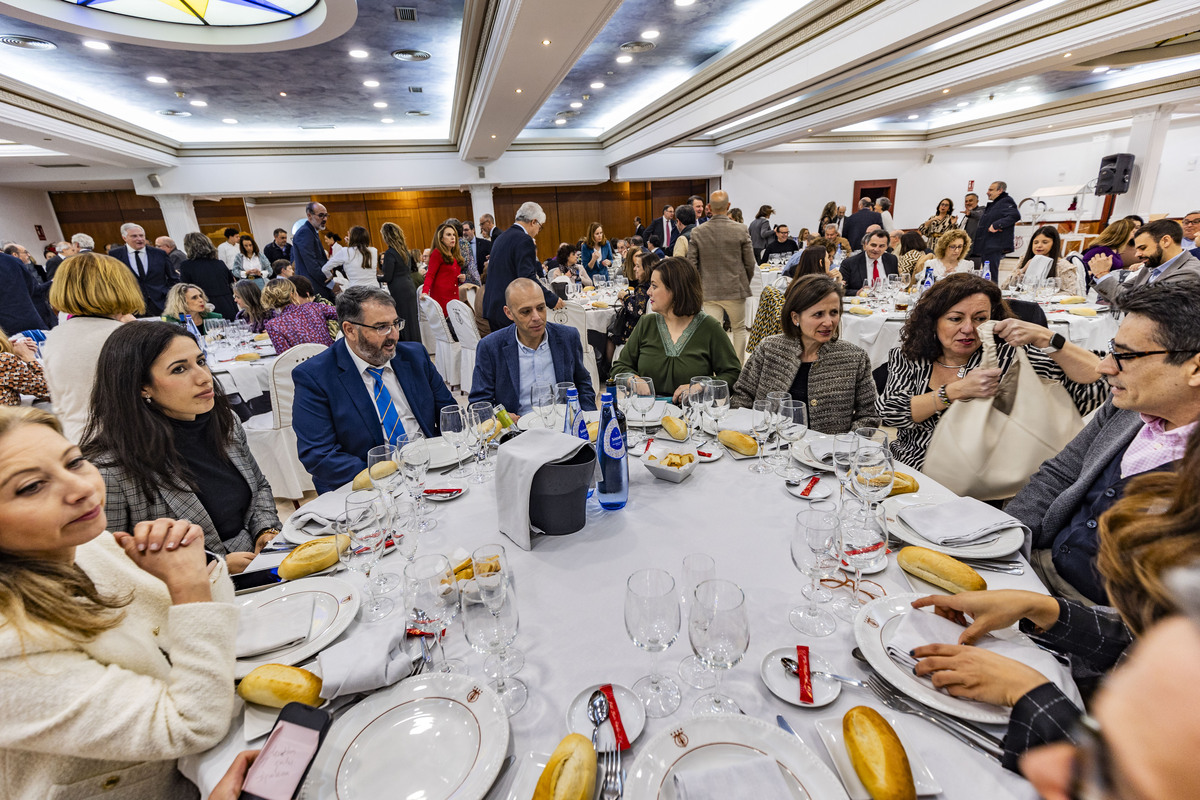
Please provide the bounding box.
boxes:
[173,143,461,158]
[507,141,604,151]
[450,0,498,145]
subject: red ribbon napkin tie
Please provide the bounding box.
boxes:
[599,683,631,751]
[799,476,820,497]
[796,645,814,704]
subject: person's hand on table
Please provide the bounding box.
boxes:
[912,643,1051,707]
[1087,252,1114,278]
[950,367,1002,399]
[225,551,256,575]
[911,590,1061,644]
[209,749,260,800]
[12,339,38,362]
[992,318,1052,349]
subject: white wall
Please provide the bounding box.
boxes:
[1152,115,1200,217]
[0,186,63,250]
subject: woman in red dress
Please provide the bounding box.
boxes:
[422,222,462,315]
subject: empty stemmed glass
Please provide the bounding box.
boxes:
[686,377,710,444]
[689,579,750,714]
[766,391,791,467]
[624,568,681,717]
[406,554,463,673]
[705,379,729,438]
[360,450,403,593]
[337,494,394,622]
[461,544,526,715]
[530,381,555,429]
[831,433,859,500]
[554,382,575,429]
[774,399,809,480]
[748,399,773,474]
[791,509,839,636]
[677,553,717,690]
[465,402,495,484]
[830,497,887,623]
[853,441,895,516]
[439,406,473,479]
[628,376,656,447]
[397,433,436,533]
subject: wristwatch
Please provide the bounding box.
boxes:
[1043,332,1067,353]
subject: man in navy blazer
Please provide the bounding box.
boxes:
[482,202,563,331]
[470,278,595,417]
[840,230,899,293]
[292,285,457,493]
[841,198,884,254]
[109,222,177,316]
[292,201,335,301]
[970,181,1021,282]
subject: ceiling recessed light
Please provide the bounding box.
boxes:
[807,128,813,132]
[1047,124,1053,128]
[907,114,919,119]
[279,92,287,97]
[1091,66,1108,74]
[941,88,950,94]
[674,0,696,5]
[222,118,238,124]
[590,82,605,89]
[515,88,523,94]
[189,100,207,107]
[542,39,551,46]
[381,118,394,123]
[555,118,567,125]
[373,101,388,108]
[491,134,497,139]
[642,30,660,39]
[349,49,368,58]
[1016,85,1032,92]
[957,101,969,107]
[1105,68,1120,74]
[1063,52,1072,57]
[570,102,583,108]
[616,55,632,64]
[147,76,168,84]
[83,40,110,50]
[363,80,380,87]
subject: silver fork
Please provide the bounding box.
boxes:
[864,676,1004,761]
[601,748,620,800]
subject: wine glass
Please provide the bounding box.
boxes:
[624,569,681,717]
[706,379,729,437]
[466,402,495,484]
[689,579,750,714]
[389,500,417,562]
[831,433,859,500]
[748,399,773,474]
[336,496,393,622]
[462,544,526,714]
[439,406,473,479]
[397,433,436,533]
[360,451,402,594]
[530,381,555,429]
[774,399,809,481]
[686,377,710,444]
[790,509,839,636]
[406,554,463,673]
[628,376,656,447]
[853,441,895,515]
[854,427,890,449]
[766,391,791,467]
[677,554,717,690]
[830,497,887,623]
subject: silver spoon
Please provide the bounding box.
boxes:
[586,689,609,748]
[780,657,869,689]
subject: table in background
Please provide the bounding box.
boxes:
[211,350,277,402]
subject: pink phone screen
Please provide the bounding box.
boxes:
[241,720,321,800]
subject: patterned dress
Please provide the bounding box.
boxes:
[263,302,338,354]
[609,285,648,346]
[0,352,49,405]
[747,285,785,353]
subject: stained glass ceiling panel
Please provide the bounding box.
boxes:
[61,0,319,27]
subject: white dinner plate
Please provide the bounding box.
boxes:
[814,711,942,798]
[626,714,849,800]
[760,647,841,709]
[784,476,834,501]
[793,437,835,473]
[517,408,601,431]
[234,576,359,679]
[882,496,1024,559]
[566,683,646,744]
[626,401,683,428]
[425,436,460,469]
[854,594,1010,725]
[302,673,510,800]
[504,751,552,800]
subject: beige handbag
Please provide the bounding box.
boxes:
[922,320,1084,501]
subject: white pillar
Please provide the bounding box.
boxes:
[468,184,496,232]
[155,194,201,243]
[1113,105,1174,219]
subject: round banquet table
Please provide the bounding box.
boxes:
[211,351,276,401]
[187,433,1046,799]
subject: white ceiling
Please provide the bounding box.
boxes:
[0,0,1197,187]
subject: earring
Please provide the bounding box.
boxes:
[143,396,152,405]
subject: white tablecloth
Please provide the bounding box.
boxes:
[212,356,275,401]
[188,435,1042,799]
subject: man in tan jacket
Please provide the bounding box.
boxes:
[686,190,757,359]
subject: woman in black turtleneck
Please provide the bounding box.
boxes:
[80,322,280,574]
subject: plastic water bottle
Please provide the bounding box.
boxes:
[982,260,992,282]
[562,387,588,441]
[606,377,628,440]
[596,391,628,510]
[184,316,207,357]
[834,244,844,266]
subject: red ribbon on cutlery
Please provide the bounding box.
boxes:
[423,488,462,495]
[600,683,632,751]
[642,437,655,455]
[796,645,814,704]
[799,476,820,497]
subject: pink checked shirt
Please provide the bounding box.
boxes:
[263,302,338,354]
[1120,415,1197,478]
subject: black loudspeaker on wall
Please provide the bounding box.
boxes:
[1095,153,1134,195]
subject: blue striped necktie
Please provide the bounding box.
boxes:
[367,366,405,445]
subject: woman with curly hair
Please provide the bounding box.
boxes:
[876,273,1104,469]
[917,197,957,247]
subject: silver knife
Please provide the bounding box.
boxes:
[776,714,807,746]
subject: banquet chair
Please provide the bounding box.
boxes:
[1007,298,1048,327]
[445,299,480,395]
[549,300,601,389]
[243,343,325,500]
[418,294,462,391]
[745,266,765,332]
[417,294,437,357]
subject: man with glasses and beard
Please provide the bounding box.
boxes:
[1090,218,1200,303]
[292,285,456,493]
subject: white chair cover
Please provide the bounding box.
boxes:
[419,294,461,390]
[746,267,765,330]
[243,343,326,500]
[446,299,479,394]
[417,292,437,356]
[549,301,600,391]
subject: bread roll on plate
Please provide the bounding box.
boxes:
[238,664,323,708]
[660,415,688,441]
[533,733,596,800]
[888,472,919,496]
[718,429,757,455]
[843,706,916,800]
[277,534,350,581]
[897,546,986,593]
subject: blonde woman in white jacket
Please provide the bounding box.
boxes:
[0,407,237,800]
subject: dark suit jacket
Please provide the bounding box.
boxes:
[842,209,883,252]
[469,236,492,270]
[642,216,676,250]
[44,254,63,279]
[109,245,176,316]
[840,251,899,293]
[482,224,559,331]
[971,192,1021,255]
[468,322,596,414]
[180,257,237,319]
[263,241,292,264]
[0,252,50,333]
[292,221,334,301]
[292,339,458,493]
[959,207,983,240]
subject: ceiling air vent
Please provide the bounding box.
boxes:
[408,86,424,93]
[37,163,87,168]
[299,125,336,130]
[619,40,656,53]
[556,110,579,118]
[405,110,429,117]
[392,49,431,61]
[1,35,56,50]
[157,109,191,117]
[394,7,418,22]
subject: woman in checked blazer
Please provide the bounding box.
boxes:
[81,321,280,574]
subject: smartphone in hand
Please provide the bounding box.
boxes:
[239,703,331,800]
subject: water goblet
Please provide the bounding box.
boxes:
[689,579,750,714]
[832,433,859,500]
[830,497,887,622]
[774,399,809,481]
[336,497,394,622]
[686,376,710,443]
[706,379,729,435]
[766,390,790,467]
[397,433,436,532]
[748,399,773,474]
[406,554,463,673]
[530,381,555,429]
[466,402,495,484]
[361,449,403,593]
[677,554,717,690]
[628,376,656,447]
[439,406,473,479]
[790,510,839,636]
[462,545,526,714]
[625,568,681,717]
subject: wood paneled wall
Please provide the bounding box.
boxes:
[50,190,168,250]
[317,190,475,256]
[194,198,251,245]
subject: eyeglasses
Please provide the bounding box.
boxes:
[1182,217,1200,226]
[1105,339,1196,371]
[347,319,405,335]
[313,212,329,219]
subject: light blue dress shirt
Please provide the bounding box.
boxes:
[515,327,556,415]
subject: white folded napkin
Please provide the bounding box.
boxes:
[315,622,417,700]
[885,609,1083,710]
[286,484,356,538]
[897,496,1028,546]
[235,594,314,658]
[672,754,792,800]
[715,406,755,434]
[806,437,835,464]
[496,428,590,550]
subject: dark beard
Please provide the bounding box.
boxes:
[1140,246,1163,270]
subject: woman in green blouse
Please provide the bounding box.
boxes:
[612,257,741,403]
